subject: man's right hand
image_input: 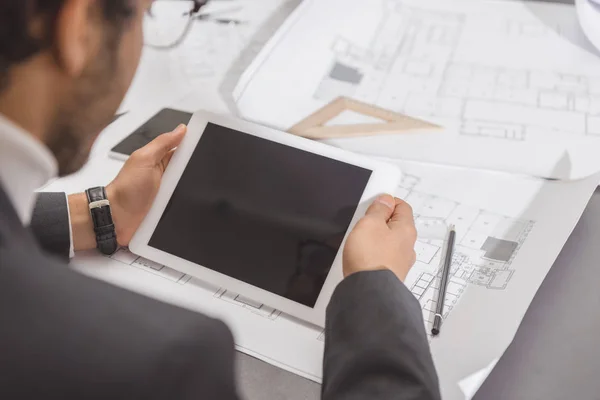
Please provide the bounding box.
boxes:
[343,194,417,282]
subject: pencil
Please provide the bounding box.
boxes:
[431,224,456,336]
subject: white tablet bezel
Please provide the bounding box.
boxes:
[130,111,401,327]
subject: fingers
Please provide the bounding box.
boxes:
[364,194,396,221]
[137,124,187,164]
[388,198,417,238]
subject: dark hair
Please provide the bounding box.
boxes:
[0,0,135,88]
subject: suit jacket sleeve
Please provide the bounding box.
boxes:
[30,192,72,261]
[322,270,441,400]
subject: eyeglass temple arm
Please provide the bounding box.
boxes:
[190,0,209,15]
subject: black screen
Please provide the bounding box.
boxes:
[149,123,371,307]
[111,108,192,156]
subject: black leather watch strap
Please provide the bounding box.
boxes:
[85,186,118,255]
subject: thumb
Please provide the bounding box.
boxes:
[143,124,187,164]
[364,194,395,221]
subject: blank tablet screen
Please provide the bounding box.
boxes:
[149,123,371,307]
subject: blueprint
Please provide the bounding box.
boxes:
[48,158,600,400]
[399,173,535,332]
[234,0,600,179]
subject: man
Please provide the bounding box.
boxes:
[0,0,441,399]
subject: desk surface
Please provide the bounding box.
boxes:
[473,186,600,399]
[234,187,600,400]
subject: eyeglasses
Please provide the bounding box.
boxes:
[144,0,210,50]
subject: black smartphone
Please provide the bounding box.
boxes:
[109,108,193,160]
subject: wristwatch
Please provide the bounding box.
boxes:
[85,186,118,255]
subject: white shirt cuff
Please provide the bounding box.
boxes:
[65,193,75,258]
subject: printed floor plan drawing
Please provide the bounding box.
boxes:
[214,288,282,320]
[69,154,597,395]
[397,174,535,331]
[314,0,600,140]
[108,248,283,322]
[108,168,535,339]
[111,248,193,285]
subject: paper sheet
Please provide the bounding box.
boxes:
[233,0,600,179]
[577,0,600,54]
[120,0,288,111]
[45,156,599,400]
[458,358,499,400]
[90,0,299,159]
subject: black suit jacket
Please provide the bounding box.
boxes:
[0,187,441,399]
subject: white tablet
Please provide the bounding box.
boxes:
[129,111,401,327]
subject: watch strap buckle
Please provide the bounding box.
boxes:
[89,199,110,209]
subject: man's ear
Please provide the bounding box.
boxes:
[54,0,98,77]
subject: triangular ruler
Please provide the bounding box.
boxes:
[288,97,441,139]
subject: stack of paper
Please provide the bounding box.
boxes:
[41,0,600,399]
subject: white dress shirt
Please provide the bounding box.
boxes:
[0,113,74,256]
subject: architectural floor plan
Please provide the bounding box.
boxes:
[398,174,535,331]
[67,159,599,399]
[109,247,285,322]
[234,0,600,178]
[103,169,535,340]
[314,1,600,141]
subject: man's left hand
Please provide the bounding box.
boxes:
[107,124,187,247]
[69,124,186,251]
